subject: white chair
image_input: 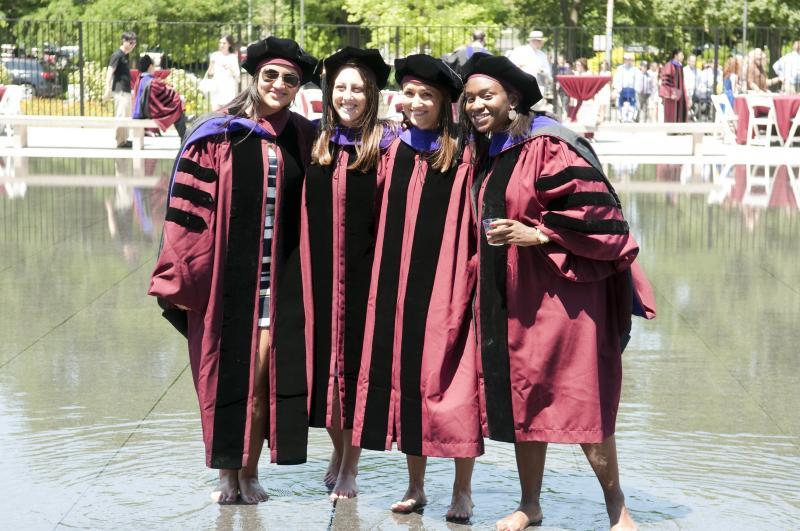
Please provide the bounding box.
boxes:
[293,88,323,121]
[786,165,800,206]
[711,94,738,143]
[784,107,800,148]
[742,163,773,208]
[0,85,25,136]
[744,94,780,146]
[707,163,736,204]
[381,90,404,122]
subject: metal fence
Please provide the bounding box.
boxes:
[0,19,797,116]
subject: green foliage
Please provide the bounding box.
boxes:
[164,68,209,116]
[0,62,10,84]
[67,61,106,100]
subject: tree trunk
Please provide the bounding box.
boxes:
[559,0,581,60]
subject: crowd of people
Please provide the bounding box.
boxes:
[146,33,657,531]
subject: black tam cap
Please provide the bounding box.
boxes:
[316,47,391,89]
[241,36,318,83]
[394,54,463,100]
[460,52,542,113]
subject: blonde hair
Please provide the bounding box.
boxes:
[312,61,388,172]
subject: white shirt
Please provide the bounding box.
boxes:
[684,65,699,96]
[613,64,638,91]
[635,69,651,94]
[507,45,551,83]
[773,51,800,85]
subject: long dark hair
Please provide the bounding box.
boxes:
[221,34,235,54]
[312,61,391,172]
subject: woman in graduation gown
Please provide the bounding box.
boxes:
[460,53,656,531]
[351,54,482,521]
[148,37,317,503]
[301,47,397,499]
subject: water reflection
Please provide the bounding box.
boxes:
[0,162,798,528]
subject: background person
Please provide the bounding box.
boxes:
[660,49,688,122]
[613,53,638,122]
[773,40,800,93]
[445,29,489,74]
[133,55,188,139]
[746,48,780,92]
[723,56,742,107]
[507,30,552,106]
[206,35,241,110]
[635,60,652,122]
[103,31,136,148]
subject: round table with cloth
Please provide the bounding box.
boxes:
[556,75,611,121]
[735,94,800,145]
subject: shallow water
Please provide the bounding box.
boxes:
[1,160,798,530]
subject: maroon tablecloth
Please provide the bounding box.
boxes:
[0,86,6,102]
[773,95,800,141]
[556,75,610,121]
[735,94,800,144]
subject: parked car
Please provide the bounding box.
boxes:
[1,58,61,98]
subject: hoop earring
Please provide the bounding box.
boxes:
[508,108,518,121]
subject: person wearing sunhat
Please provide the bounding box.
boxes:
[460,52,656,531]
[350,53,481,522]
[507,29,552,100]
[149,36,318,504]
[302,46,399,500]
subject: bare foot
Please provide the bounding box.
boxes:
[329,469,358,501]
[238,470,269,504]
[324,449,341,490]
[495,502,543,531]
[610,505,637,530]
[390,486,427,514]
[211,469,239,504]
[446,489,474,522]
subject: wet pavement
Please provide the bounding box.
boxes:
[1,159,798,530]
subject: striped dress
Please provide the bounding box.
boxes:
[257,146,277,328]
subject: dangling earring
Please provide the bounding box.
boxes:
[508,108,518,121]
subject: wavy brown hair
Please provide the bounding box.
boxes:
[312,61,389,172]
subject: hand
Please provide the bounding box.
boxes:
[486,219,549,247]
[102,91,112,103]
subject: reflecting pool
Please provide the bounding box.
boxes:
[1,159,798,529]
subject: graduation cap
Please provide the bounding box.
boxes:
[461,52,542,113]
[240,36,318,84]
[315,47,391,89]
[394,54,463,100]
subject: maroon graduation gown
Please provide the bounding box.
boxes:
[134,76,184,132]
[148,110,315,467]
[301,128,396,431]
[659,61,688,123]
[475,118,656,444]
[352,133,483,458]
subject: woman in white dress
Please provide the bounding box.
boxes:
[206,35,241,110]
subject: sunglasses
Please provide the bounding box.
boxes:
[261,68,300,88]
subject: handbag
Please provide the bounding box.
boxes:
[198,72,214,95]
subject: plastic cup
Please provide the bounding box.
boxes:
[482,217,503,246]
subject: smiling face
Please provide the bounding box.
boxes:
[401,80,443,130]
[463,76,516,134]
[256,64,301,116]
[332,67,367,127]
